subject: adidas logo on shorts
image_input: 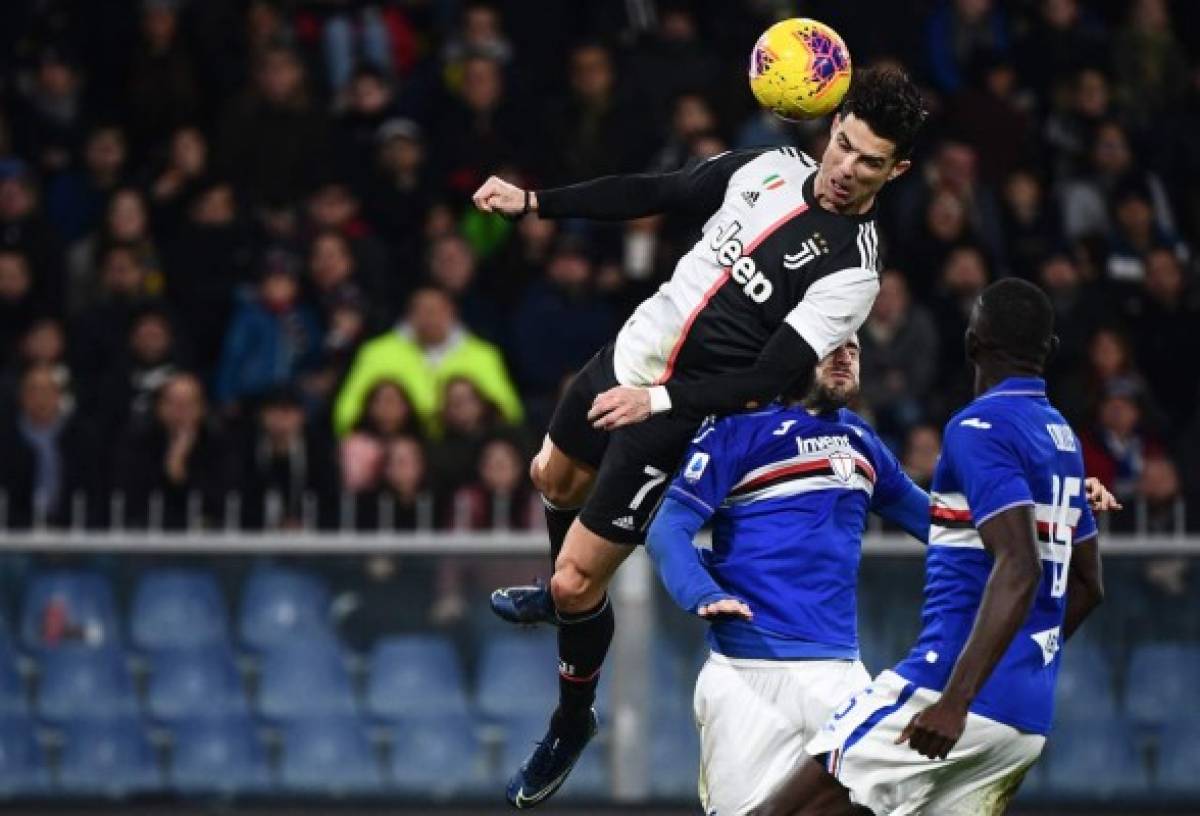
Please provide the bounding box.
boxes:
[611,515,636,531]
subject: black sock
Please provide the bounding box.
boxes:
[555,595,614,726]
[542,497,580,570]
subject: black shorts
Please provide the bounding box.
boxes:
[548,344,701,545]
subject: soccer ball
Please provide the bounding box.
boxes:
[749,18,852,120]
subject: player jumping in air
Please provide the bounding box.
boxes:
[754,278,1108,816]
[646,336,1117,815]
[471,67,927,808]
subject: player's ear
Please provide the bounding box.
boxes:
[887,158,912,181]
[1044,334,1061,365]
[830,113,841,136]
[964,328,981,364]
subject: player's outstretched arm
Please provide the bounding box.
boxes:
[1063,536,1103,640]
[471,149,766,223]
[646,496,751,620]
[896,505,1041,760]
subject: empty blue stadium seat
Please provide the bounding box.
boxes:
[1124,642,1200,726]
[238,567,333,651]
[21,571,119,651]
[279,716,385,794]
[131,569,228,651]
[499,713,609,799]
[0,636,27,716]
[366,635,467,720]
[649,712,700,799]
[147,646,248,722]
[0,713,50,795]
[1053,642,1117,721]
[1041,720,1149,798]
[389,712,490,796]
[170,715,272,794]
[36,646,137,722]
[257,640,356,721]
[476,632,558,717]
[58,717,162,796]
[1156,718,1200,796]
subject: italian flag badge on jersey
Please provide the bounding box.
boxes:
[762,173,785,190]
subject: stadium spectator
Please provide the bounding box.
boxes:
[67,187,162,313]
[301,282,369,410]
[94,308,183,440]
[3,319,75,415]
[510,237,615,417]
[648,92,719,174]
[1125,247,1200,432]
[1082,381,1164,503]
[1120,453,1185,534]
[334,287,521,437]
[542,42,649,184]
[0,158,67,317]
[902,423,942,490]
[426,233,503,344]
[437,433,542,624]
[923,0,1011,96]
[928,244,991,417]
[365,117,431,263]
[1103,178,1189,289]
[236,385,338,529]
[335,65,400,188]
[0,364,99,528]
[125,0,202,153]
[13,46,86,174]
[441,1,513,74]
[339,379,422,493]
[0,250,40,364]
[44,124,128,244]
[164,179,256,371]
[449,435,540,531]
[354,434,432,531]
[430,376,504,493]
[113,372,231,529]
[148,126,209,236]
[1014,0,1107,105]
[215,44,332,207]
[304,181,395,309]
[1111,0,1189,128]
[859,269,939,446]
[1042,67,1113,180]
[213,252,322,411]
[999,168,1063,280]
[69,245,158,404]
[320,5,398,98]
[1060,121,1176,240]
[942,53,1031,185]
[1039,251,1113,389]
[432,53,521,198]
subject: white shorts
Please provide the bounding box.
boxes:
[807,670,1046,816]
[693,652,871,816]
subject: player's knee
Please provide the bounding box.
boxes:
[530,457,585,508]
[550,562,599,613]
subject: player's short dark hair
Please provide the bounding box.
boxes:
[839,66,927,160]
[975,278,1056,367]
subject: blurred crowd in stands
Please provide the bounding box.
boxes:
[0,0,1198,535]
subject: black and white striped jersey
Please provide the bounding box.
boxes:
[607,147,881,388]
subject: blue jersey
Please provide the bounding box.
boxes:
[893,377,1098,735]
[662,404,924,660]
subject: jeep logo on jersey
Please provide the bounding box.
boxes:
[828,450,856,483]
[709,220,774,303]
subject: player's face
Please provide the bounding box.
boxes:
[816,114,911,214]
[811,338,861,406]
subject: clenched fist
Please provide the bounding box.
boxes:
[472,175,536,218]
